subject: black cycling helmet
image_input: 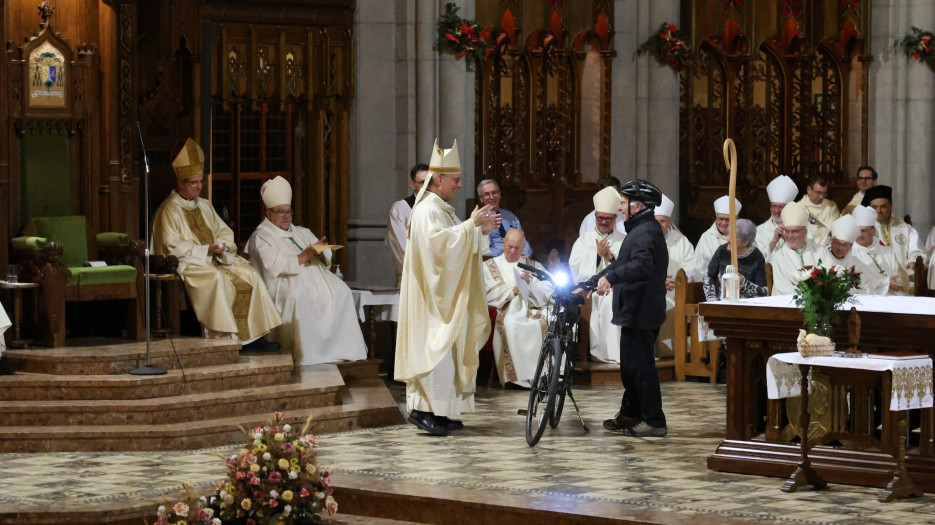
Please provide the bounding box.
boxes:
[619,179,663,208]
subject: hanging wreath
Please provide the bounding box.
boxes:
[436,3,492,63]
[634,23,692,72]
[896,26,935,72]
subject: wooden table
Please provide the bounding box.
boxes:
[699,295,935,491]
[0,281,40,348]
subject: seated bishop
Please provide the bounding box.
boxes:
[152,138,281,348]
[755,175,799,262]
[482,229,553,387]
[816,215,880,295]
[246,176,368,366]
[569,186,625,363]
[770,201,820,296]
[862,185,926,291]
[850,205,906,295]
[695,195,742,271]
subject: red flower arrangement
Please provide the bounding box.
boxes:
[897,27,935,72]
[436,3,492,62]
[635,23,692,72]
[792,262,861,337]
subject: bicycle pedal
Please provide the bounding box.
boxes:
[517,409,528,416]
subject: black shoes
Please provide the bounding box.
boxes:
[436,416,464,431]
[603,412,640,432]
[407,410,449,436]
[621,422,667,437]
[242,337,281,352]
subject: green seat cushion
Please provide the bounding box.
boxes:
[67,265,137,287]
[32,216,88,269]
[96,232,130,247]
[12,236,49,252]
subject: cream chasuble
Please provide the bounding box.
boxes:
[798,196,841,244]
[246,219,367,365]
[695,223,727,273]
[152,191,281,340]
[0,302,10,358]
[482,256,552,384]
[569,228,625,363]
[770,242,820,296]
[841,191,864,216]
[852,242,906,296]
[815,246,879,295]
[657,228,700,357]
[395,192,490,418]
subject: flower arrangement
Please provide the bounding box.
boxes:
[156,412,336,525]
[792,262,861,338]
[436,2,492,62]
[896,27,935,72]
[634,23,692,72]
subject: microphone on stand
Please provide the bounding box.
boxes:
[130,122,166,376]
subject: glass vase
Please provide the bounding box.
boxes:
[809,314,834,338]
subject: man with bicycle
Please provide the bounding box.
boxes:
[593,179,669,438]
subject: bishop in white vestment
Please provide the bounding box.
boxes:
[654,194,700,357]
[569,186,626,363]
[152,138,281,344]
[816,215,879,295]
[862,185,926,292]
[770,202,820,296]
[755,175,798,261]
[247,176,367,366]
[395,139,499,436]
[851,205,907,295]
[483,230,553,387]
[695,196,742,271]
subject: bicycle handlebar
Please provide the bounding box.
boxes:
[516,262,592,307]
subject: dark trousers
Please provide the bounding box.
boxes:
[618,326,667,428]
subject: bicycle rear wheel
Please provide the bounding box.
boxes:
[525,337,562,446]
[549,346,572,428]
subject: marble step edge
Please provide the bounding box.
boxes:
[3,337,241,361]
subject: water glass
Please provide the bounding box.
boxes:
[6,264,17,284]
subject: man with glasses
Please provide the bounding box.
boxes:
[476,179,531,257]
[841,166,878,216]
[769,201,820,295]
[152,138,281,350]
[851,205,904,295]
[797,175,840,245]
[695,195,742,272]
[246,176,367,365]
[755,175,799,261]
[386,163,429,285]
[861,185,926,290]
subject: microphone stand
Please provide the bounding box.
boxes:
[131,122,167,376]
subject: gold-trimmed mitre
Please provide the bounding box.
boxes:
[428,138,460,174]
[171,138,205,180]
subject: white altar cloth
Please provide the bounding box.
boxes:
[767,352,933,411]
[346,282,399,323]
[726,294,935,315]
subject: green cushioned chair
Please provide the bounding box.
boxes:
[11,216,144,347]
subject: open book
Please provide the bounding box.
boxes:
[867,351,930,361]
[308,244,343,255]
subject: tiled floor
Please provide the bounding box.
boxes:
[1,381,933,524]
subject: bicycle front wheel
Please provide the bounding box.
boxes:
[549,344,572,428]
[525,336,562,446]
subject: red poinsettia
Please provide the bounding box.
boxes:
[436,3,492,63]
[635,22,692,72]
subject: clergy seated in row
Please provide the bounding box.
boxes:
[841,165,878,216]
[851,205,909,295]
[569,186,625,363]
[798,174,840,244]
[695,195,742,272]
[816,215,882,295]
[482,229,553,388]
[755,175,799,262]
[654,194,701,357]
[578,176,626,237]
[862,185,926,279]
[246,176,367,366]
[152,138,282,349]
[703,219,768,301]
[769,201,820,296]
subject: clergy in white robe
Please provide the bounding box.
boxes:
[816,215,879,295]
[850,205,904,295]
[770,202,821,296]
[385,163,429,285]
[0,302,10,358]
[797,175,840,245]
[755,175,799,261]
[482,230,553,386]
[840,165,878,216]
[152,138,281,344]
[695,195,742,271]
[395,139,499,436]
[569,186,626,363]
[862,186,926,292]
[247,176,367,366]
[654,194,700,357]
[578,176,626,237]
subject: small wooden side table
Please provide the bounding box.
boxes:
[149,273,180,338]
[0,281,40,349]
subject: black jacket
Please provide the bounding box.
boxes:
[600,208,668,329]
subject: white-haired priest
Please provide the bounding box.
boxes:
[483,229,553,388]
[769,201,820,296]
[246,176,367,366]
[395,139,500,437]
[695,195,742,271]
[152,138,281,350]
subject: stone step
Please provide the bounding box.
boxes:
[2,337,241,374]
[0,354,294,401]
[0,364,345,426]
[0,366,405,453]
[574,358,676,386]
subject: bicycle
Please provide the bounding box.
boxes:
[518,263,592,447]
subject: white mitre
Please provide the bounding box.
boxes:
[766,175,798,204]
[428,138,461,174]
[781,201,809,227]
[261,176,292,209]
[593,186,621,214]
[713,195,742,215]
[655,194,675,218]
[831,215,859,244]
[852,205,877,227]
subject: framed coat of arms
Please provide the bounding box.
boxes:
[28,41,67,108]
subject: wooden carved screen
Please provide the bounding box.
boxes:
[678,1,870,243]
[476,2,614,260]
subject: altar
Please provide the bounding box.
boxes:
[699,295,935,491]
